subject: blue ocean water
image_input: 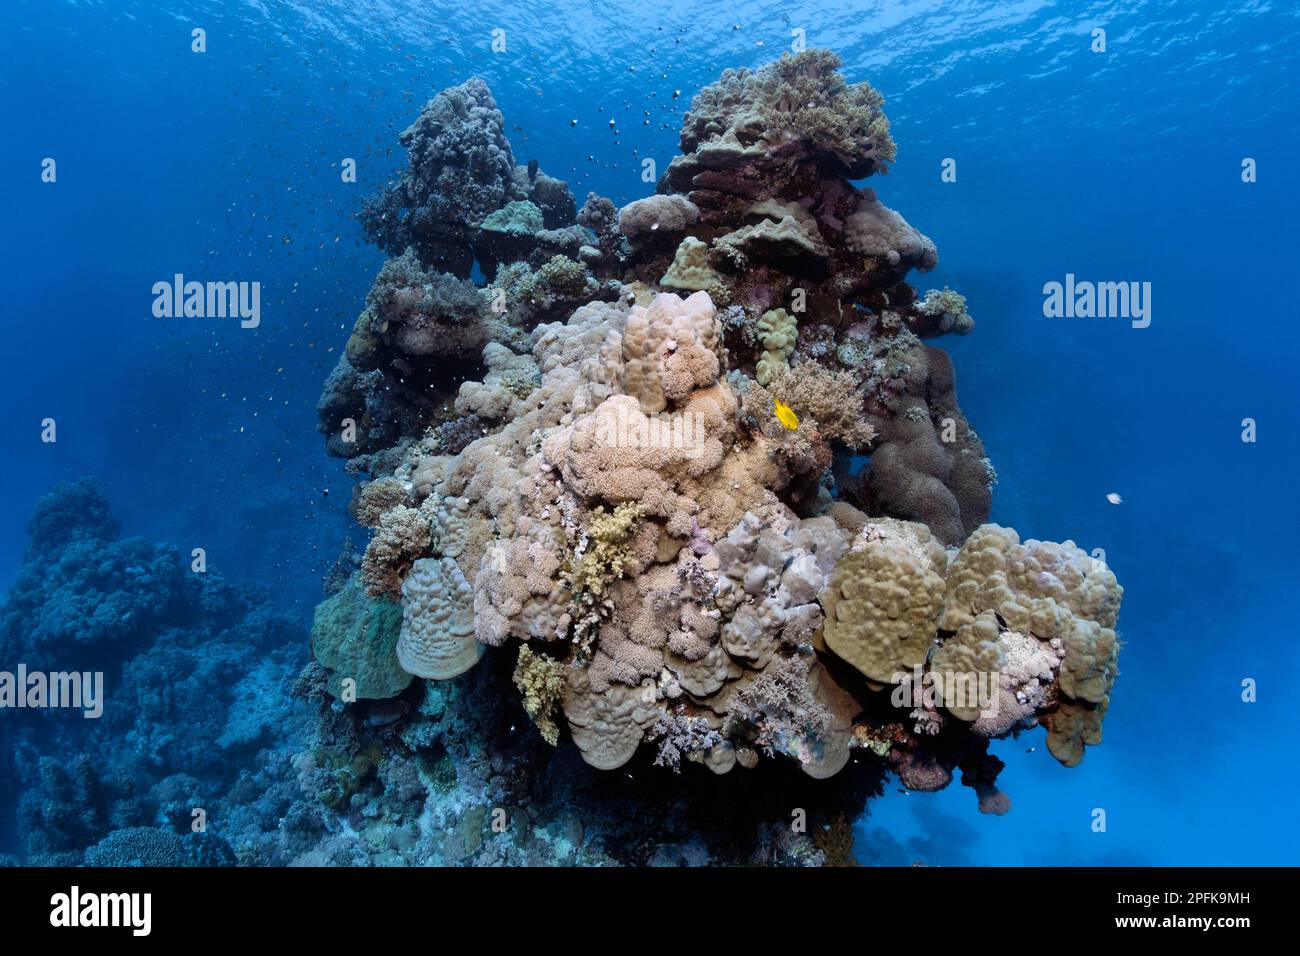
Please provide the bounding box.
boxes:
[2,0,1297,864]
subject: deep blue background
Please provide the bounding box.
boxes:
[2,0,1297,864]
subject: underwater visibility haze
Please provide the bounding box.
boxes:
[1,0,1298,872]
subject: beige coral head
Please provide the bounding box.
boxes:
[755,308,798,385]
[619,290,724,413]
[819,518,947,685]
[942,524,1123,707]
[660,236,718,291]
[561,665,659,771]
[1045,697,1108,768]
[396,556,484,680]
[930,610,1002,722]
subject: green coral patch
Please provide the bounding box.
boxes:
[311,581,412,700]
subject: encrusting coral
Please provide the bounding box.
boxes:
[311,581,411,700]
[312,48,1127,825]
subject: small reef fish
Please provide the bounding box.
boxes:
[1106,492,1123,505]
[774,399,799,430]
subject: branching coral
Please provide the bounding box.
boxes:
[759,362,876,449]
[649,711,726,772]
[813,814,860,867]
[352,478,409,528]
[568,502,645,645]
[914,287,974,337]
[722,655,833,758]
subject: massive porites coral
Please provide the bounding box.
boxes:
[313,289,1121,828]
[311,49,1127,861]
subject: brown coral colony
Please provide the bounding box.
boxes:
[314,50,1124,815]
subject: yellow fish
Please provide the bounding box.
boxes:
[774,399,799,431]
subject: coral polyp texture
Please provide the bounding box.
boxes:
[315,50,1125,820]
